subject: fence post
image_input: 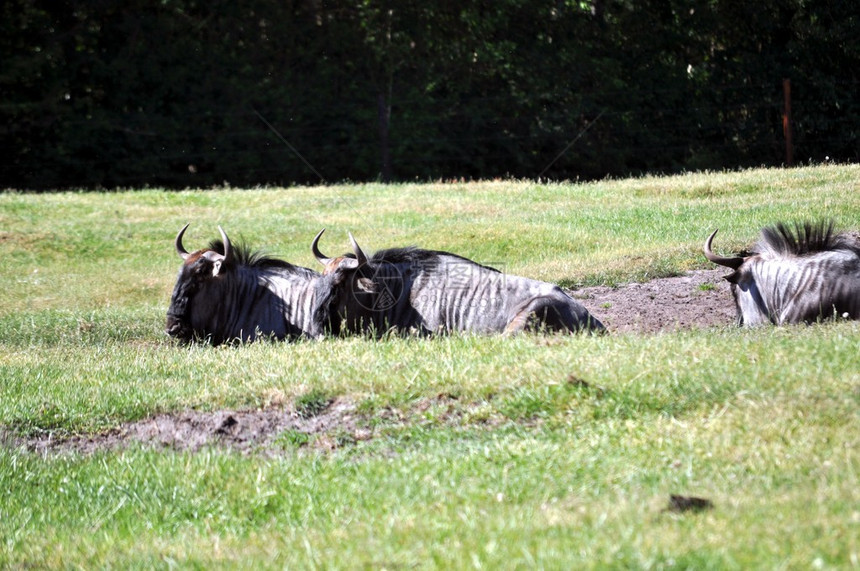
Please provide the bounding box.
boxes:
[783,79,793,166]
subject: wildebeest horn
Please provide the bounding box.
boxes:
[703,229,744,270]
[175,223,191,260]
[348,232,368,266]
[218,225,233,264]
[311,228,333,266]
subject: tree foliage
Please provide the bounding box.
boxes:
[1,0,857,190]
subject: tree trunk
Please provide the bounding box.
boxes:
[377,92,392,182]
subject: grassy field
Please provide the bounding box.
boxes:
[1,165,859,568]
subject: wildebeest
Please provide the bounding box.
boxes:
[703,221,860,325]
[310,230,605,336]
[166,225,323,344]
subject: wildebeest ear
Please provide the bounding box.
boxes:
[212,260,223,277]
[724,271,740,284]
[356,277,378,293]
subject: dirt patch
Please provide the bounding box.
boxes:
[3,270,737,456]
[574,268,736,334]
[2,398,366,457]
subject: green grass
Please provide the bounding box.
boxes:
[1,165,859,568]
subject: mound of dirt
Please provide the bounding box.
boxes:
[3,270,737,455]
[3,398,365,457]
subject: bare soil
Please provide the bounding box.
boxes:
[3,269,736,455]
[575,268,736,334]
[6,398,366,457]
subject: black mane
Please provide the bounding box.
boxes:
[763,221,836,255]
[208,239,302,271]
[368,247,502,273]
[757,221,857,256]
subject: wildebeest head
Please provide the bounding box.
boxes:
[704,222,860,325]
[167,224,324,344]
[166,224,236,341]
[310,229,387,334]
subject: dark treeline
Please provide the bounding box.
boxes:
[1,0,857,190]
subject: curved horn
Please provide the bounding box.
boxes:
[703,229,744,270]
[311,228,333,266]
[217,225,233,264]
[175,223,191,260]
[348,232,368,266]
